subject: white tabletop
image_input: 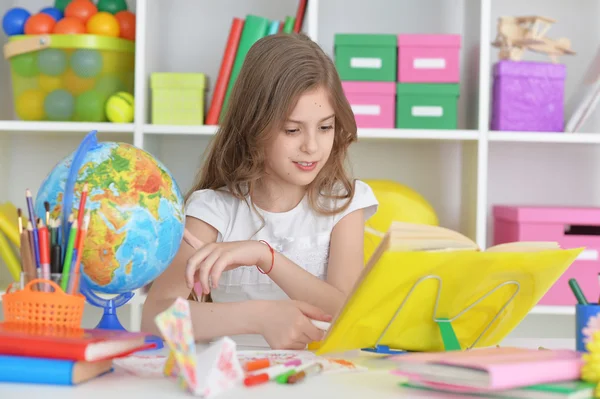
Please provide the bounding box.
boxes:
[0,338,575,399]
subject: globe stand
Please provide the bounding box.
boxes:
[80,279,164,350]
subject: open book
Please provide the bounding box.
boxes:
[314,222,582,355]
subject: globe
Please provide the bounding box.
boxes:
[34,137,185,295]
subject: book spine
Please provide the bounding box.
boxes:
[0,341,86,361]
[283,16,295,33]
[205,17,244,126]
[219,15,270,122]
[293,0,308,33]
[0,355,75,385]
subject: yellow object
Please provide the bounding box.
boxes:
[0,202,20,246]
[0,230,20,283]
[63,69,95,95]
[315,222,583,355]
[106,92,134,123]
[39,73,64,92]
[86,12,120,38]
[151,73,206,125]
[363,179,438,264]
[15,89,46,120]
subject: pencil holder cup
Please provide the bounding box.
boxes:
[2,278,85,328]
[576,304,600,352]
[20,271,62,291]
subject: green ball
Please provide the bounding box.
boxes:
[71,49,103,78]
[97,0,128,14]
[38,49,68,77]
[44,89,74,121]
[95,74,126,100]
[75,90,107,122]
[54,0,73,12]
[11,52,39,77]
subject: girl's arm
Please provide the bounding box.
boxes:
[259,209,365,316]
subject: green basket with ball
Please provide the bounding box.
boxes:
[3,34,134,122]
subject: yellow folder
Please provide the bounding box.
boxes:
[315,222,583,355]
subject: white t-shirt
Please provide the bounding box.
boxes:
[184,180,379,304]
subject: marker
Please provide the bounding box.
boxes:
[243,362,299,387]
[244,358,270,372]
[310,319,331,331]
[287,362,324,384]
[569,278,588,305]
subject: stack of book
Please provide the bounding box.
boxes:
[0,322,153,386]
[205,0,308,125]
[391,347,594,398]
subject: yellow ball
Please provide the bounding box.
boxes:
[39,74,64,92]
[15,89,46,121]
[63,69,95,95]
[86,12,120,37]
[106,92,134,123]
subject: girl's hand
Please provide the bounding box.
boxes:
[258,300,332,349]
[185,240,270,294]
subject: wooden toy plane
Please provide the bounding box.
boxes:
[491,16,575,63]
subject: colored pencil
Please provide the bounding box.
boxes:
[76,183,88,245]
[26,221,35,272]
[70,211,89,294]
[25,189,41,270]
[19,229,35,287]
[17,208,22,235]
[38,219,50,290]
[60,220,78,292]
[62,213,74,261]
[44,201,50,226]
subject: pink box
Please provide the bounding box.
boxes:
[397,34,461,83]
[342,81,396,128]
[493,205,600,306]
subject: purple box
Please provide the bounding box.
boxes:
[491,61,566,132]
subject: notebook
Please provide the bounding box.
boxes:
[0,322,153,361]
[314,222,582,354]
[0,355,113,385]
[391,347,582,391]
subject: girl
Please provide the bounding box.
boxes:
[142,33,378,350]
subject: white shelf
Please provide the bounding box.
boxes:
[530,306,575,316]
[144,124,218,136]
[0,121,134,134]
[489,131,600,144]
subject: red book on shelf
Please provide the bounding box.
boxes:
[205,17,245,125]
[0,322,154,362]
[293,0,308,33]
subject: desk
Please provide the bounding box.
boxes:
[0,338,575,399]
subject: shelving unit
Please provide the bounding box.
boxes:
[0,0,597,337]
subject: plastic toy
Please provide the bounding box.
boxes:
[53,16,85,34]
[2,7,30,36]
[11,52,39,77]
[115,10,135,41]
[86,12,119,37]
[106,92,134,123]
[44,89,74,120]
[70,49,103,78]
[54,0,73,12]
[40,6,63,22]
[37,48,68,76]
[24,13,56,35]
[491,16,575,63]
[97,0,128,15]
[39,74,63,92]
[64,0,97,24]
[15,89,46,121]
[75,89,106,121]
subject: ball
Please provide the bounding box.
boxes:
[95,74,125,99]
[24,13,56,35]
[97,0,128,15]
[63,69,95,95]
[106,92,134,123]
[16,89,46,121]
[2,7,30,36]
[64,0,97,24]
[54,0,73,12]
[40,7,63,22]
[11,52,39,77]
[75,89,106,121]
[44,89,74,121]
[37,48,68,76]
[71,49,103,78]
[115,10,135,41]
[39,74,64,92]
[86,11,119,37]
[53,16,85,34]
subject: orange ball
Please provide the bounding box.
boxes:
[53,17,86,34]
[65,0,97,24]
[115,11,135,41]
[24,13,56,35]
[86,11,119,37]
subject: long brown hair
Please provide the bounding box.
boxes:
[187,33,357,215]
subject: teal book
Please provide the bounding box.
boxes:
[219,14,270,121]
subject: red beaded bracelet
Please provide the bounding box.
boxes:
[258,240,274,274]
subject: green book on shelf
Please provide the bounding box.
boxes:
[219,14,270,122]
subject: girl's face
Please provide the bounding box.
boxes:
[264,86,336,189]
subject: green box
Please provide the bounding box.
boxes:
[151,73,206,125]
[334,34,397,82]
[396,83,459,129]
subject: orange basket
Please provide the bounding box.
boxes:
[2,278,85,328]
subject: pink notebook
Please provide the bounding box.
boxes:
[392,347,582,391]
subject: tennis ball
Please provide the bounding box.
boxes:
[105,91,133,123]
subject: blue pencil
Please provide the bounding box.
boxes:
[268,20,280,35]
[25,189,40,269]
